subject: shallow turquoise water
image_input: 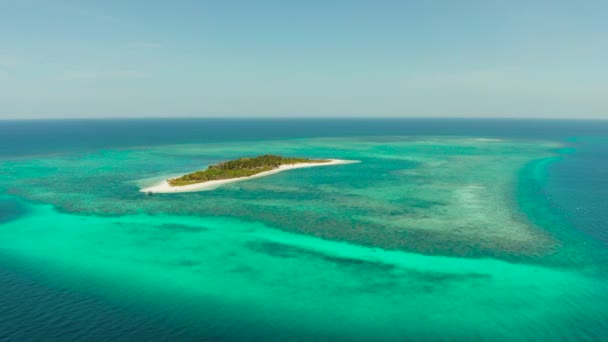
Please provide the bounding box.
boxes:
[1,121,608,341]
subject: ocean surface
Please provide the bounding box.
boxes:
[0,118,607,341]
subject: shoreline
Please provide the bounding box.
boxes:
[140,159,360,193]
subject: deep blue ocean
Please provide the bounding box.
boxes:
[1,119,607,341]
[2,118,607,157]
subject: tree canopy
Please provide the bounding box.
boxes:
[169,155,328,186]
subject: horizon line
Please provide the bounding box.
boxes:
[1,116,607,121]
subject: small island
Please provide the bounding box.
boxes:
[140,155,359,193]
[169,155,330,186]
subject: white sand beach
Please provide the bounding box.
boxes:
[140,159,360,193]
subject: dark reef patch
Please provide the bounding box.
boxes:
[246,241,492,289]
[247,242,492,293]
[176,259,201,267]
[247,241,396,272]
[0,198,27,225]
[157,223,208,233]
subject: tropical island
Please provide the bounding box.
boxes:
[140,155,359,193]
[169,155,330,186]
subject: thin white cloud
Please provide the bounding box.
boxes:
[127,42,163,49]
[63,70,146,81]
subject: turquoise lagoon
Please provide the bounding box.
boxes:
[0,119,607,341]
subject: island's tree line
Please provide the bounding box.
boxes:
[169,155,328,186]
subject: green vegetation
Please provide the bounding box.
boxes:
[169,154,330,186]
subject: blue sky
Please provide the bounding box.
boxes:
[0,0,606,119]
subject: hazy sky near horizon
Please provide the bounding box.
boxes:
[0,1,607,119]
